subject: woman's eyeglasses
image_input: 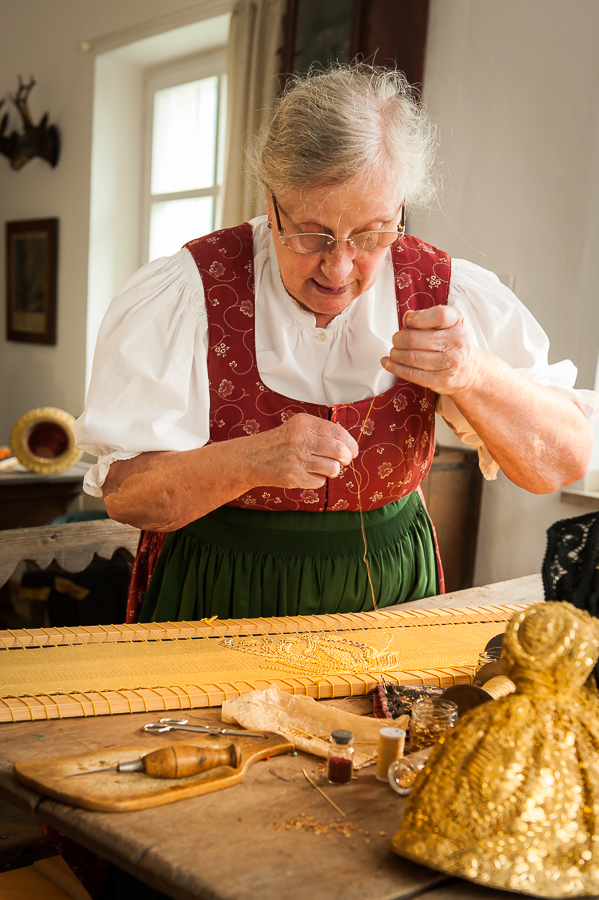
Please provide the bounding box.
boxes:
[271,195,405,254]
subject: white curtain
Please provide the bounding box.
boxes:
[221,0,285,227]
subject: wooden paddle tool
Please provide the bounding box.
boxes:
[14,731,293,811]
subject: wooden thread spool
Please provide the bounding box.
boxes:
[376,727,406,783]
[483,675,516,700]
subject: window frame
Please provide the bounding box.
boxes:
[141,48,227,264]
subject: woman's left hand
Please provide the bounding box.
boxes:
[382,305,481,396]
[382,304,593,494]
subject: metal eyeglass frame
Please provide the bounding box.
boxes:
[270,194,405,254]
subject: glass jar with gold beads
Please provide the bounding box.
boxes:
[409,698,458,752]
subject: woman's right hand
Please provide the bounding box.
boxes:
[103,414,359,531]
[246,413,359,490]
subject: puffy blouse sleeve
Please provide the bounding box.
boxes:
[438,259,599,480]
[74,249,209,497]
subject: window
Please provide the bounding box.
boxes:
[87,12,230,388]
[143,51,227,262]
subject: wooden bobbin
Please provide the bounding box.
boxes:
[441,673,516,716]
[483,675,516,700]
[376,726,406,783]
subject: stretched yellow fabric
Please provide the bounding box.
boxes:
[393,602,599,898]
[0,606,523,722]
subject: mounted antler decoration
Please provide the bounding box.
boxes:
[0,99,17,160]
[0,76,60,170]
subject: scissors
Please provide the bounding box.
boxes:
[143,717,267,739]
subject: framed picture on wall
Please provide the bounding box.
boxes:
[6,218,58,345]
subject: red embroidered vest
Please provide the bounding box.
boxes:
[184,224,450,512]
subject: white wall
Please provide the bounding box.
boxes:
[412,0,599,585]
[86,56,143,385]
[0,0,228,440]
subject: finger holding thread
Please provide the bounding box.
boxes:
[357,363,390,447]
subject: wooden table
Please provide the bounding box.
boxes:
[0,461,93,532]
[0,575,570,900]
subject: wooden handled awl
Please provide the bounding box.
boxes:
[67,743,242,779]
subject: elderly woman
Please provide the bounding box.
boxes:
[76,65,596,625]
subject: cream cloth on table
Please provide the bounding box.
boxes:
[222,687,408,769]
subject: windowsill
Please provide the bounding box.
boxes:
[561,487,599,509]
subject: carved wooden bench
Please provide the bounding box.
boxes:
[0,519,140,588]
[0,519,141,872]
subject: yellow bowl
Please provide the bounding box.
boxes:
[10,407,83,474]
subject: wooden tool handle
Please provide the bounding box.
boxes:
[142,743,241,779]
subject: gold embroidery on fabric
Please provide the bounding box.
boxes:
[219,629,477,678]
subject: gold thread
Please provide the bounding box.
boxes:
[68,692,88,717]
[202,619,228,639]
[130,624,150,643]
[142,688,162,710]
[156,686,182,710]
[62,627,78,647]
[0,698,17,722]
[40,628,60,649]
[112,689,134,713]
[40,693,62,718]
[350,364,389,611]
[236,618,257,637]
[23,628,45,649]
[18,695,39,718]
[177,685,195,708]
[126,689,149,712]
[288,616,307,634]
[276,678,299,694]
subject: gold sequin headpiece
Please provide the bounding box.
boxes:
[392,601,599,898]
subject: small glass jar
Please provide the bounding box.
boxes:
[388,756,427,795]
[409,698,458,752]
[327,729,355,785]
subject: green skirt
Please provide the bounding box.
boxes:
[139,491,439,622]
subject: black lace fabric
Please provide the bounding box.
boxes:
[542,510,599,679]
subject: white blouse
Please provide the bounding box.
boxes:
[75,216,599,497]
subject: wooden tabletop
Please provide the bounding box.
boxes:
[0,704,536,900]
[0,576,555,900]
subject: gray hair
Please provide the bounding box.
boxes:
[248,64,438,209]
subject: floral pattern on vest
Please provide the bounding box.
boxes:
[184,224,450,512]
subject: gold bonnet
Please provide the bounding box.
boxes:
[392,601,599,898]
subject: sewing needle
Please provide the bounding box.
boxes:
[302,768,346,818]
